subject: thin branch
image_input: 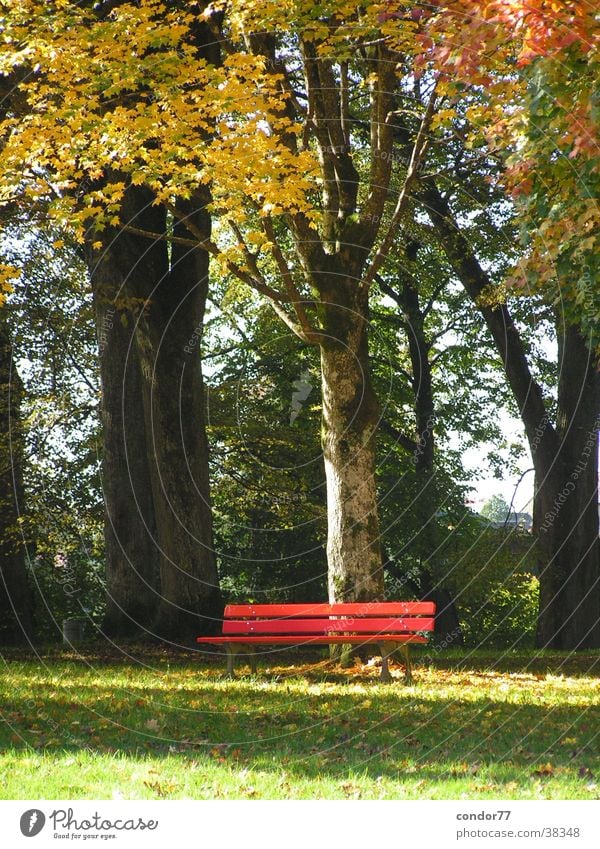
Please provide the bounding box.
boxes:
[164,201,222,256]
[316,57,359,218]
[428,318,461,347]
[379,418,419,454]
[504,468,535,527]
[236,33,328,277]
[61,344,98,395]
[370,353,413,384]
[229,210,319,344]
[289,212,328,280]
[376,274,404,307]
[206,295,252,347]
[370,310,407,328]
[228,219,263,281]
[124,211,312,340]
[261,217,320,344]
[340,61,350,149]
[429,345,466,369]
[422,279,450,319]
[266,295,316,343]
[361,86,438,294]
[201,343,243,362]
[164,202,300,309]
[301,38,340,242]
[120,224,200,249]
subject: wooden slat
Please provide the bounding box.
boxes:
[222,616,434,635]
[224,602,435,618]
[197,634,429,645]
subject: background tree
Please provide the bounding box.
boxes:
[421,175,599,649]
[480,495,511,523]
[0,0,223,640]
[410,95,600,649]
[0,309,31,644]
[204,294,327,602]
[1,225,104,638]
[424,0,600,337]
[87,186,222,641]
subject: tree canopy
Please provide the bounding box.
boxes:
[0,0,598,647]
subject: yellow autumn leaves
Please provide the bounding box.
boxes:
[0,0,322,243]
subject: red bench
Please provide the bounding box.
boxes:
[196,601,436,682]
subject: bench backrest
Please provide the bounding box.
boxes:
[221,602,435,636]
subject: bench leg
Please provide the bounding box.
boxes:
[400,644,413,685]
[329,643,353,666]
[379,642,394,683]
[225,645,236,678]
[225,644,257,677]
[247,645,257,674]
[339,643,353,668]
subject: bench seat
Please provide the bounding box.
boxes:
[197,602,435,682]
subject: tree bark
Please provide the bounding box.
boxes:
[535,323,600,648]
[90,255,160,637]
[421,179,600,649]
[318,276,383,602]
[0,314,32,644]
[121,191,221,640]
[90,186,222,641]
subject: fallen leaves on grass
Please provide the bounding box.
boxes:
[340,780,362,799]
[143,779,178,797]
[533,763,555,777]
[450,762,480,776]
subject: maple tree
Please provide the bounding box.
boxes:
[0,0,440,604]
[1,2,226,639]
[411,1,600,649]
[422,0,600,333]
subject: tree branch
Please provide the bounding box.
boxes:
[301,38,340,243]
[262,216,320,344]
[120,224,199,249]
[361,86,438,293]
[359,41,396,239]
[316,56,359,219]
[379,418,419,454]
[419,177,557,455]
[423,279,450,319]
[124,211,314,341]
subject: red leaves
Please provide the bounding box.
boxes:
[421,1,598,78]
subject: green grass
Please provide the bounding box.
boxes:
[0,646,598,799]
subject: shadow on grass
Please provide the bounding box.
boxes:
[1,651,598,789]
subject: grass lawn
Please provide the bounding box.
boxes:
[0,646,598,800]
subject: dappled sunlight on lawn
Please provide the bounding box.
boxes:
[0,650,598,799]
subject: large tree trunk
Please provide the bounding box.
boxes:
[90,187,221,641]
[319,277,383,602]
[422,179,600,649]
[122,192,221,640]
[535,324,600,648]
[0,314,32,644]
[90,257,159,637]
